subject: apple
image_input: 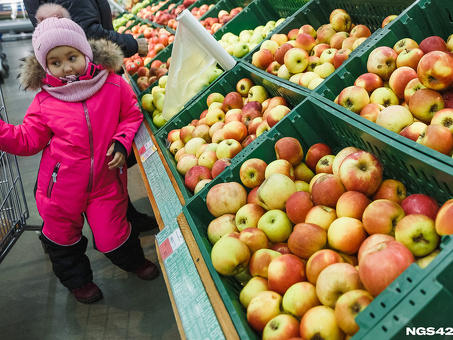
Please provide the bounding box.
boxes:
[397,47,424,70]
[337,85,370,114]
[372,178,407,204]
[282,281,320,318]
[362,199,405,235]
[266,105,291,127]
[274,43,294,65]
[401,194,440,220]
[389,66,418,99]
[375,105,414,133]
[239,158,267,188]
[262,314,301,340]
[211,157,231,178]
[224,109,242,124]
[333,48,352,69]
[287,222,327,260]
[299,71,321,88]
[332,146,361,176]
[222,92,244,112]
[294,162,315,183]
[320,48,338,65]
[381,14,398,28]
[399,121,428,141]
[431,108,453,133]
[417,124,453,155]
[419,35,447,54]
[258,209,293,243]
[336,190,371,220]
[206,182,247,217]
[265,159,295,180]
[248,85,269,103]
[416,248,441,269]
[242,134,257,148]
[367,46,398,80]
[249,248,282,278]
[257,173,297,211]
[216,139,243,159]
[270,243,292,255]
[299,24,316,38]
[360,103,384,122]
[330,10,351,32]
[359,239,415,296]
[393,38,419,54]
[211,236,251,276]
[252,48,274,70]
[268,254,306,295]
[338,150,383,196]
[285,191,314,224]
[306,249,344,285]
[335,289,374,335]
[237,78,254,97]
[316,262,363,308]
[404,78,427,103]
[198,150,217,169]
[369,87,399,107]
[170,139,185,156]
[194,179,211,194]
[205,108,226,126]
[307,77,324,90]
[176,154,198,176]
[239,276,269,308]
[284,48,309,74]
[247,290,283,333]
[328,216,367,255]
[305,143,332,172]
[316,24,336,45]
[233,41,250,58]
[300,305,345,340]
[311,174,346,208]
[274,137,304,165]
[305,205,337,231]
[185,165,212,192]
[294,32,317,53]
[240,227,270,254]
[316,155,335,174]
[341,37,358,51]
[330,32,350,50]
[417,51,453,91]
[207,92,225,107]
[234,203,266,232]
[207,214,238,245]
[435,199,453,235]
[353,37,367,50]
[313,62,336,79]
[350,24,371,38]
[357,233,395,263]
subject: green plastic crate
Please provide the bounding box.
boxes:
[354,236,453,339]
[182,96,453,339]
[154,61,307,203]
[242,0,416,93]
[313,0,453,170]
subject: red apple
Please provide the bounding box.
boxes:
[367,46,398,80]
[285,191,314,224]
[328,217,367,255]
[419,35,447,54]
[249,248,282,278]
[275,137,304,165]
[305,143,332,172]
[372,178,407,204]
[287,223,327,260]
[336,190,371,220]
[311,174,346,208]
[401,193,440,220]
[267,254,306,295]
[417,51,453,91]
[211,157,231,178]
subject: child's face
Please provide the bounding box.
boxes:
[46,46,86,78]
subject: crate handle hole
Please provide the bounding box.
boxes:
[393,315,399,321]
[420,289,426,295]
[407,277,412,283]
[409,300,415,306]
[396,287,402,293]
[380,302,386,308]
[382,326,388,332]
[370,312,375,318]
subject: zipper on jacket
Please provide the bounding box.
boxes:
[47,162,61,198]
[83,101,94,193]
[116,166,125,194]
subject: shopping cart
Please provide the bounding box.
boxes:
[0,82,29,263]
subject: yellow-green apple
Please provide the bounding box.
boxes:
[282,281,320,318]
[330,32,350,50]
[205,108,226,126]
[211,236,251,276]
[300,305,345,340]
[381,14,397,28]
[247,290,283,333]
[192,124,211,143]
[266,105,291,127]
[336,190,371,220]
[174,147,186,162]
[316,24,336,45]
[223,121,248,142]
[299,24,317,38]
[285,191,314,224]
[222,91,244,112]
[330,10,351,32]
[435,199,453,235]
[369,87,399,107]
[332,146,361,176]
[357,233,395,263]
[362,199,405,235]
[224,109,243,124]
[328,217,367,254]
[194,179,211,194]
[320,48,338,65]
[399,121,428,141]
[338,150,383,196]
[294,32,317,53]
[207,214,238,244]
[185,165,212,192]
[239,276,269,308]
[256,120,271,137]
[311,174,346,208]
[416,248,441,268]
[431,108,453,133]
[311,43,330,58]
[307,77,324,90]
[239,158,267,188]
[211,157,231,178]
[299,71,321,87]
[305,143,332,172]
[268,254,306,295]
[248,85,269,103]
[275,137,304,165]
[306,55,321,72]
[393,38,419,54]
[261,39,279,54]
[334,289,374,335]
[184,137,207,155]
[367,46,398,80]
[305,205,337,231]
[389,66,418,99]
[216,139,243,159]
[372,178,407,204]
[417,51,453,90]
[316,262,363,308]
[235,203,266,231]
[274,43,294,65]
[358,239,414,296]
[258,209,294,243]
[333,48,351,68]
[167,129,180,144]
[315,154,335,174]
[249,248,282,277]
[283,47,309,74]
[179,125,195,143]
[257,173,297,210]
[206,182,247,217]
[170,139,185,156]
[252,48,274,70]
[209,121,225,138]
[337,85,370,113]
[248,117,263,135]
[419,35,447,54]
[397,47,424,70]
[240,227,270,254]
[265,159,295,180]
[360,102,385,122]
[395,214,439,257]
[417,124,453,155]
[341,36,358,51]
[198,149,218,169]
[404,78,426,103]
[262,313,301,340]
[314,62,336,78]
[401,193,440,220]
[176,154,198,176]
[376,105,414,133]
[294,161,315,183]
[306,249,344,285]
[287,222,327,260]
[236,78,254,97]
[354,72,384,94]
[289,73,303,84]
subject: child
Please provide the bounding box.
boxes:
[0,4,159,304]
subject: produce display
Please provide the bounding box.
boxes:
[195,7,244,34]
[335,34,453,157]
[136,0,197,27]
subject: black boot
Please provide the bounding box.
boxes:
[127,196,159,233]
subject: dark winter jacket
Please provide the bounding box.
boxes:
[24,0,139,57]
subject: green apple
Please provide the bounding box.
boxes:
[211,236,251,276]
[141,93,155,113]
[227,34,239,45]
[233,42,250,58]
[152,113,167,128]
[250,33,265,44]
[275,18,286,26]
[158,75,168,88]
[239,30,253,43]
[248,85,269,103]
[257,209,293,243]
[239,276,269,308]
[151,86,166,96]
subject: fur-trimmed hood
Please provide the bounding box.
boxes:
[19,38,124,91]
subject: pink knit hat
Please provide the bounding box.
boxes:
[32,4,93,71]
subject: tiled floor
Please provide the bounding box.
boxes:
[0,38,180,340]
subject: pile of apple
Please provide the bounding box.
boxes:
[218,18,286,58]
[163,78,295,193]
[138,0,197,27]
[112,13,135,31]
[202,137,453,338]
[249,9,379,90]
[127,0,148,13]
[136,58,170,92]
[335,34,453,157]
[134,0,168,17]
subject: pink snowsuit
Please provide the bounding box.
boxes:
[0,40,142,253]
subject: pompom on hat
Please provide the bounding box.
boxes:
[32,4,93,71]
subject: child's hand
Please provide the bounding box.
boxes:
[107,143,126,170]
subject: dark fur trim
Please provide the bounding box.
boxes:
[19,39,124,91]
